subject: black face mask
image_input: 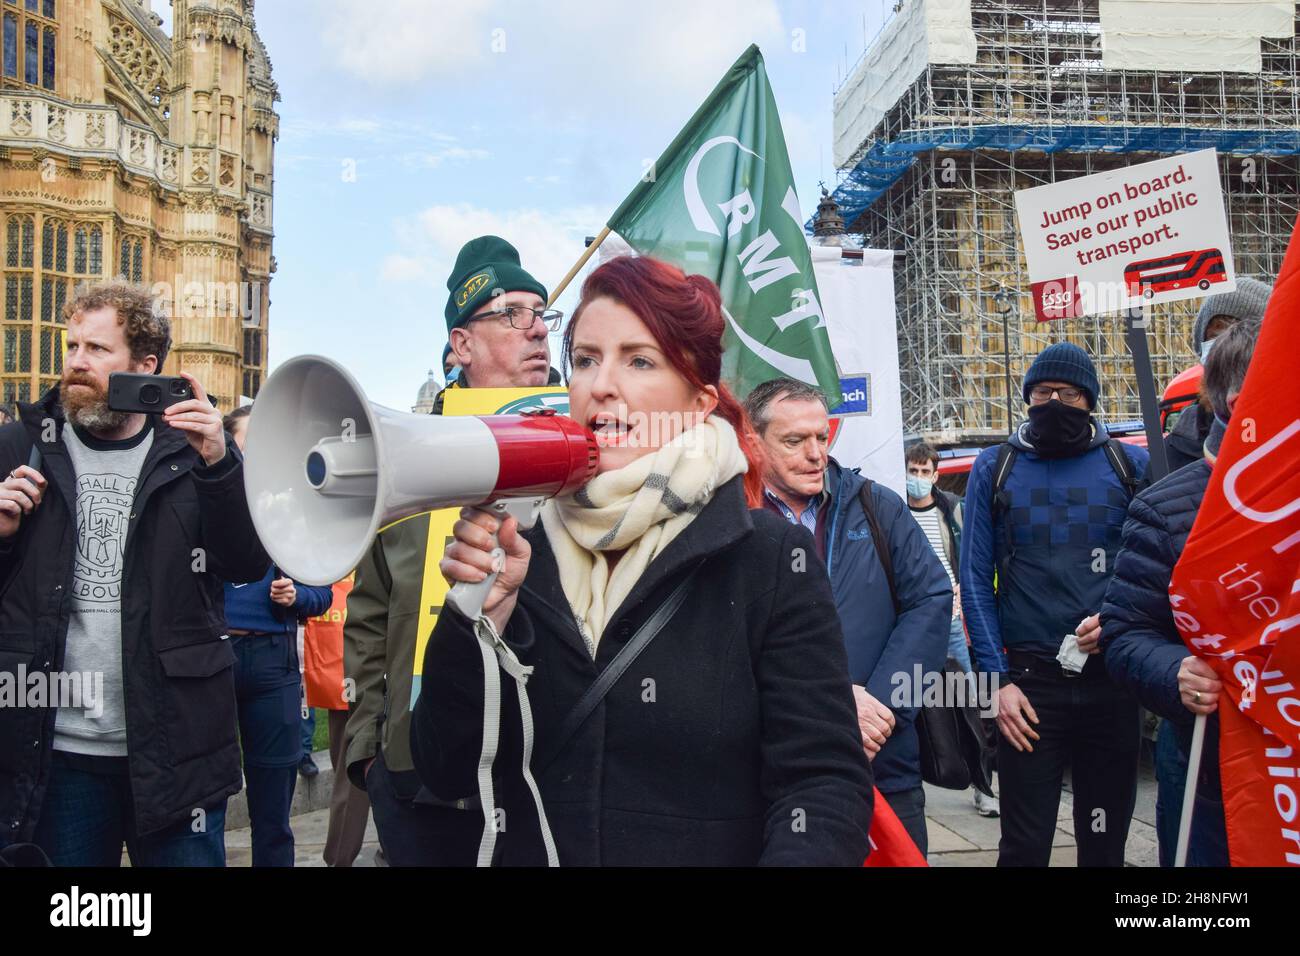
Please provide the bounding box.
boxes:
[1025,400,1093,458]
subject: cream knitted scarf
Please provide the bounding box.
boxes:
[541,416,748,656]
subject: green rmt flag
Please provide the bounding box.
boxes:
[607,44,841,407]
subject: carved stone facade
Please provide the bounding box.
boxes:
[0,0,277,412]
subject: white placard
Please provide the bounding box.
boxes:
[812,245,906,499]
[1013,149,1235,321]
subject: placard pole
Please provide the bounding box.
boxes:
[1124,303,1171,482]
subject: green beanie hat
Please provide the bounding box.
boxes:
[444,235,548,334]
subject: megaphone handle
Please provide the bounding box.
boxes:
[445,498,545,623]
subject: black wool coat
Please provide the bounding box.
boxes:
[0,387,269,842]
[411,475,874,866]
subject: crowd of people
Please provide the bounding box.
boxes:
[0,231,1274,867]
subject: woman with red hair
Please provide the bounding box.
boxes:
[412,255,872,866]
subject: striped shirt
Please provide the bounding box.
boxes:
[909,503,958,615]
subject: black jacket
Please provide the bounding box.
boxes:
[933,489,963,580]
[0,387,269,842]
[1164,403,1212,475]
[1100,459,1220,796]
[411,476,874,866]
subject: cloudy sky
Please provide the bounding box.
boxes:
[163,0,893,409]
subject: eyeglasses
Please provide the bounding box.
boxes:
[1029,385,1085,404]
[470,305,564,333]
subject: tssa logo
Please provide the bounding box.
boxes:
[836,375,872,416]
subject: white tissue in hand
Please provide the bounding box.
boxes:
[1057,633,1089,673]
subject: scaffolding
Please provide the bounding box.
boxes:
[829,0,1300,440]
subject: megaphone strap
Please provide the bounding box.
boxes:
[472,623,501,867]
[472,615,560,867]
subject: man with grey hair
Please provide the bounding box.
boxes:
[1166,278,1271,472]
[744,377,951,856]
[1101,317,1263,867]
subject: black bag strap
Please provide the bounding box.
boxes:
[857,479,901,617]
[990,442,1018,514]
[989,443,1018,588]
[1101,437,1141,498]
[535,561,702,775]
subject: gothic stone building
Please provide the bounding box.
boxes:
[0,0,277,412]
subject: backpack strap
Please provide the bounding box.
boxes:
[989,443,1018,590]
[990,443,1018,509]
[857,479,901,617]
[1101,438,1141,499]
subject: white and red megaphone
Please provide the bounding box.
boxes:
[243,355,597,618]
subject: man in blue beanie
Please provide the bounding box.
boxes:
[960,342,1150,866]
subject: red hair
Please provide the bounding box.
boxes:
[564,256,764,506]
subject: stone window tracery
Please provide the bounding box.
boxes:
[2,0,55,91]
[118,234,144,283]
[2,214,35,402]
[108,17,165,119]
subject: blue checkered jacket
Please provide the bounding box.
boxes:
[960,423,1149,674]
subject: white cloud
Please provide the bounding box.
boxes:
[378,202,613,332]
[318,0,494,85]
[563,0,785,97]
[319,0,784,98]
[382,203,605,290]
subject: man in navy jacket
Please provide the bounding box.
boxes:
[746,379,951,855]
[961,343,1148,866]
[1101,319,1262,867]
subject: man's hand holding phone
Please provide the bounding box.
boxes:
[162,372,226,466]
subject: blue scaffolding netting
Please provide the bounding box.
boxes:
[816,124,1300,231]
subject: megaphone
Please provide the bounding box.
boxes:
[243,355,597,617]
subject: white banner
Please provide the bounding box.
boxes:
[1013,148,1235,322]
[812,245,906,499]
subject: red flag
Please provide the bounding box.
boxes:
[1169,212,1300,867]
[862,787,927,867]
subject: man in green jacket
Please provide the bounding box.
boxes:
[343,236,561,865]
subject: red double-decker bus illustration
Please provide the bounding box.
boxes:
[1124,248,1228,298]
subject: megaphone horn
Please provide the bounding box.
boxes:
[243,356,597,610]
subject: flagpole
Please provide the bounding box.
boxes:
[548,227,611,307]
[1174,712,1207,867]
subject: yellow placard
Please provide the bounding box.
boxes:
[408,386,569,708]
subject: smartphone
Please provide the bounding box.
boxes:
[106,373,194,414]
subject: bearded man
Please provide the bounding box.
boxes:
[0,281,268,866]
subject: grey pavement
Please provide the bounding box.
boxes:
[925,761,1159,867]
[226,805,383,868]
[224,746,384,868]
